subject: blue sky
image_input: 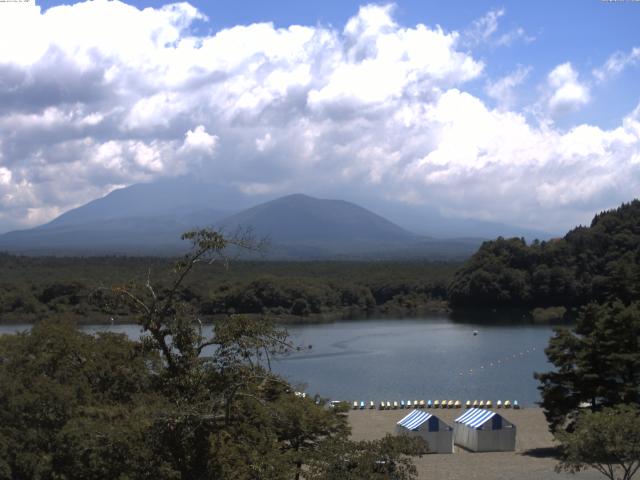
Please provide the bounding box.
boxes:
[0,0,639,233]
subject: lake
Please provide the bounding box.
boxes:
[0,315,559,406]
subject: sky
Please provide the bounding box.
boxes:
[0,0,639,234]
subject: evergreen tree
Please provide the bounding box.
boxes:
[535,301,640,432]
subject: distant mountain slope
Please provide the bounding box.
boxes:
[0,187,484,259]
[44,176,259,228]
[0,209,231,255]
[219,194,415,243]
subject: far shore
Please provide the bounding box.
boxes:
[348,407,602,480]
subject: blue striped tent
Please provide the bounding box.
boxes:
[396,410,453,453]
[453,408,516,452]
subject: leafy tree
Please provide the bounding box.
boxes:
[308,434,428,480]
[0,319,170,480]
[0,229,427,478]
[555,405,640,480]
[535,301,640,432]
[449,200,640,310]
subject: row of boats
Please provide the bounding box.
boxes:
[352,399,520,410]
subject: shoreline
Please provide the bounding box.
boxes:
[348,407,601,479]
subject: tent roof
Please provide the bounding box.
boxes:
[454,408,500,429]
[397,409,433,431]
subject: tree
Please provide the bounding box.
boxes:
[555,405,640,480]
[103,228,369,478]
[307,434,428,480]
[0,229,425,478]
[0,319,171,480]
[535,301,640,432]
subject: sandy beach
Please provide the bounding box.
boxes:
[348,407,603,480]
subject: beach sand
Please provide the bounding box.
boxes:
[348,407,603,480]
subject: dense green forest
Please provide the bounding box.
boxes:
[0,255,456,324]
[0,231,427,479]
[448,200,640,311]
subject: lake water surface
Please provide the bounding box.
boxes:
[1,316,559,406]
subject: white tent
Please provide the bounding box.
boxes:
[396,409,454,453]
[453,408,516,452]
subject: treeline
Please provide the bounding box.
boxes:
[0,256,457,323]
[448,200,640,309]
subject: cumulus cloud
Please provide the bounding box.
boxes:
[180,125,218,156]
[0,1,638,234]
[545,62,590,115]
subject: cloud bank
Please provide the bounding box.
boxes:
[0,1,639,233]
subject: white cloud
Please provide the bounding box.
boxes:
[464,8,533,48]
[0,167,11,186]
[485,65,531,109]
[546,62,590,115]
[495,27,535,47]
[180,125,218,156]
[465,8,504,45]
[593,47,640,82]
[0,1,638,234]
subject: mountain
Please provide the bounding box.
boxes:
[43,176,260,228]
[0,187,482,258]
[219,194,415,243]
[216,194,480,259]
[0,175,553,258]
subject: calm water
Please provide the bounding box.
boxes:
[0,316,558,405]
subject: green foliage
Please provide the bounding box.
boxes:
[0,252,457,324]
[0,229,423,479]
[449,200,640,309]
[307,434,428,480]
[555,405,640,480]
[0,320,170,480]
[535,301,640,433]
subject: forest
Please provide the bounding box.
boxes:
[448,200,640,312]
[0,255,456,324]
